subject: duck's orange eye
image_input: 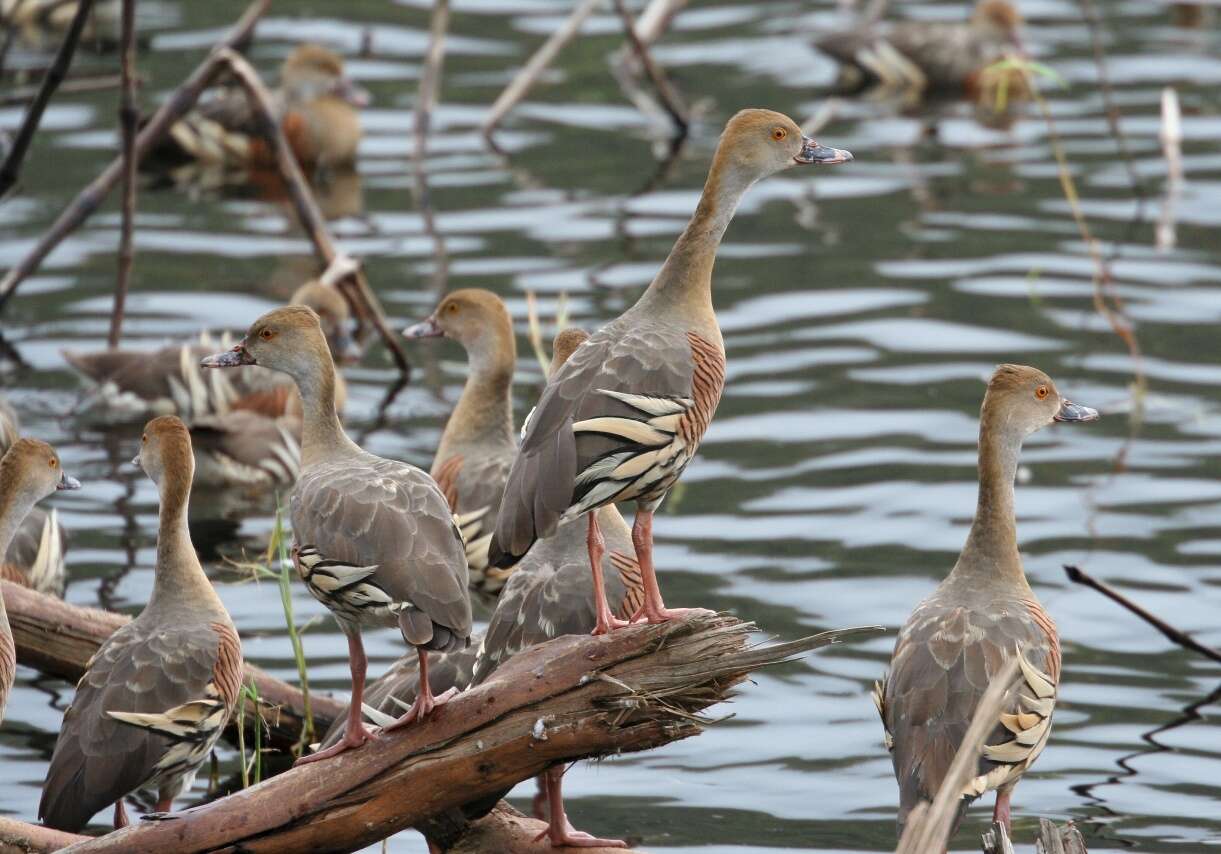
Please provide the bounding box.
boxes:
[259,328,275,341]
[49,458,57,468]
[142,434,147,444]
[447,303,458,314]
[1035,386,1049,400]
[772,127,787,141]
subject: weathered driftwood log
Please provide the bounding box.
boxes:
[1,580,342,748]
[982,818,1088,854]
[435,803,641,854]
[50,615,879,853]
[0,816,87,854]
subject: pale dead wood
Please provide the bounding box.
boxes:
[0,0,271,309]
[632,0,687,45]
[0,579,342,749]
[0,0,96,200]
[441,803,644,854]
[57,616,880,853]
[216,48,411,376]
[895,657,1020,854]
[610,0,687,133]
[0,816,87,854]
[982,821,1017,854]
[107,0,137,349]
[1034,818,1088,854]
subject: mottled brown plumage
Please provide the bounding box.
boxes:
[201,305,470,763]
[876,365,1097,839]
[404,289,519,594]
[40,417,239,831]
[0,438,79,724]
[489,109,851,633]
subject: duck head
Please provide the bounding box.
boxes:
[0,438,80,507]
[282,43,370,108]
[982,364,1098,441]
[549,327,590,374]
[201,305,331,380]
[291,279,361,364]
[713,109,852,183]
[133,415,194,490]
[403,289,517,369]
[972,0,1024,49]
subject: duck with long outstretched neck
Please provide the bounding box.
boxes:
[874,365,1098,844]
[403,289,520,597]
[0,399,70,594]
[39,417,240,831]
[487,109,851,634]
[201,306,472,763]
[0,438,80,723]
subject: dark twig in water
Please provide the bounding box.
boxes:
[1078,0,1145,203]
[1,73,139,106]
[414,0,451,296]
[0,0,96,200]
[216,49,412,378]
[1064,565,1221,665]
[611,0,688,134]
[108,0,138,350]
[0,0,272,310]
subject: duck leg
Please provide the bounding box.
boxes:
[532,774,549,819]
[630,509,703,624]
[155,793,173,813]
[532,765,627,849]
[296,629,378,764]
[992,786,1013,833]
[113,799,128,829]
[384,647,459,730]
[589,512,630,635]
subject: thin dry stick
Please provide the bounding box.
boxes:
[1,73,136,106]
[0,0,96,199]
[107,0,137,349]
[1077,0,1144,201]
[632,0,687,45]
[0,0,272,309]
[482,0,602,138]
[895,657,1021,854]
[414,0,451,295]
[1156,86,1182,253]
[1064,565,1221,665]
[611,0,687,133]
[212,49,412,376]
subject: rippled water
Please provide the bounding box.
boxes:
[2,0,1219,851]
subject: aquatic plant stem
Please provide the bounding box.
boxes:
[0,0,96,200]
[0,0,272,309]
[108,0,137,350]
[271,507,315,755]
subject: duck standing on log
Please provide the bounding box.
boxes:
[0,399,70,594]
[0,438,80,723]
[488,109,851,634]
[875,365,1098,841]
[403,289,520,597]
[201,306,472,763]
[39,417,241,830]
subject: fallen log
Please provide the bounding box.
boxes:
[1,580,342,749]
[439,803,640,854]
[0,817,87,854]
[52,615,880,853]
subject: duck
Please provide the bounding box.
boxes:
[0,398,70,595]
[322,329,640,848]
[815,0,1024,98]
[488,109,851,634]
[201,306,471,763]
[39,416,241,830]
[63,278,356,421]
[0,438,80,723]
[403,289,519,596]
[150,43,369,171]
[874,365,1097,840]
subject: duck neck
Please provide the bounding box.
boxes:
[149,471,220,615]
[955,416,1027,587]
[643,156,756,313]
[0,486,37,559]
[440,341,515,459]
[291,347,361,469]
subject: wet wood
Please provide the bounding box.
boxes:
[55,615,880,853]
[0,0,271,309]
[0,816,87,854]
[216,48,412,377]
[0,580,342,749]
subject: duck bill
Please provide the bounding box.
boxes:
[795,136,853,165]
[200,344,256,369]
[402,316,444,339]
[57,472,81,490]
[335,77,371,108]
[1054,399,1099,423]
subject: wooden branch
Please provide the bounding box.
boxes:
[895,657,1020,854]
[611,0,688,133]
[216,48,412,377]
[1064,565,1221,665]
[0,0,96,200]
[481,0,602,139]
[0,816,88,854]
[632,0,687,45]
[0,0,271,310]
[1,580,342,749]
[107,0,137,349]
[58,616,881,853]
[982,818,1089,854]
[442,803,641,854]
